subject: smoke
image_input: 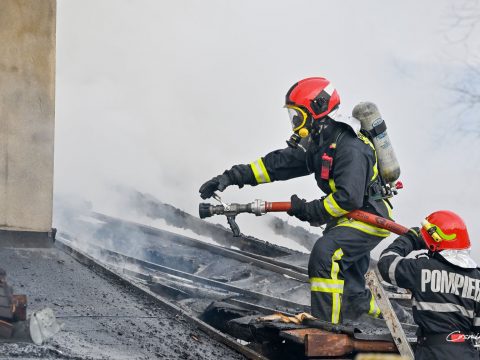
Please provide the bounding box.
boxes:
[54,0,479,259]
[267,217,317,251]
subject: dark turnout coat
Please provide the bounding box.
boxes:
[378,230,480,360]
[229,123,392,232]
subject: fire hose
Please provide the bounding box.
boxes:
[199,193,409,237]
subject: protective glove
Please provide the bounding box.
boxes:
[199,173,233,199]
[286,194,309,222]
[406,226,426,250]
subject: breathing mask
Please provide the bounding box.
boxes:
[286,105,311,148]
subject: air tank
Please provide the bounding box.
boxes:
[352,102,400,184]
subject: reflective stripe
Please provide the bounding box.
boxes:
[368,293,381,318]
[371,148,379,181]
[383,200,393,219]
[328,178,337,192]
[409,228,419,236]
[380,251,399,259]
[331,248,344,280]
[323,194,349,217]
[310,277,344,293]
[474,318,480,326]
[336,218,391,238]
[324,83,335,96]
[309,249,344,324]
[250,158,271,184]
[388,256,403,287]
[331,248,344,324]
[412,299,475,318]
[357,133,378,181]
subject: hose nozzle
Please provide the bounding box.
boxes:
[199,203,213,219]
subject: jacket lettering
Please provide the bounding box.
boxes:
[421,269,480,302]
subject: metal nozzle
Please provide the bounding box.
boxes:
[199,203,227,219]
[199,203,213,219]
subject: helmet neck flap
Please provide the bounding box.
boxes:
[438,250,478,269]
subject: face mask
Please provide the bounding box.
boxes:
[286,106,311,148]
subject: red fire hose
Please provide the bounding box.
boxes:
[264,202,409,236]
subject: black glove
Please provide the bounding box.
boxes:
[287,194,309,222]
[199,173,233,199]
[406,227,426,250]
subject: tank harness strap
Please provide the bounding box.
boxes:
[359,129,387,202]
[367,119,387,138]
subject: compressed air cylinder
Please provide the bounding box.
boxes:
[352,102,400,184]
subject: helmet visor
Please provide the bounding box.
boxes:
[287,106,308,131]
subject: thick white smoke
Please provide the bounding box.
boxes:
[54,0,480,259]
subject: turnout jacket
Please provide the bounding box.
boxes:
[378,230,480,335]
[227,123,392,237]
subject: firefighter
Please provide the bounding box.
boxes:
[199,77,393,324]
[378,210,480,359]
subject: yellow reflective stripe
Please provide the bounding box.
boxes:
[328,178,337,192]
[371,151,379,181]
[331,248,344,324]
[368,293,381,318]
[331,248,344,280]
[383,199,393,220]
[310,277,344,285]
[323,194,349,217]
[358,133,374,150]
[310,277,344,293]
[358,133,378,181]
[337,217,390,238]
[311,286,343,293]
[310,250,345,324]
[332,292,341,324]
[257,159,271,183]
[367,136,378,181]
[250,158,271,184]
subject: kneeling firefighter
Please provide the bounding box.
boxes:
[199,77,395,324]
[378,211,480,360]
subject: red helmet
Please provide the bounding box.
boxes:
[285,77,340,120]
[420,210,471,252]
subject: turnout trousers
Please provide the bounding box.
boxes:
[308,226,384,324]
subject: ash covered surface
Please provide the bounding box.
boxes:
[0,247,245,360]
[61,215,310,307]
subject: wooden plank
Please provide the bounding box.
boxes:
[280,328,329,344]
[305,333,397,357]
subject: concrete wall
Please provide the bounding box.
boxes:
[0,0,56,232]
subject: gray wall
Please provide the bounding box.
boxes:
[0,0,56,232]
